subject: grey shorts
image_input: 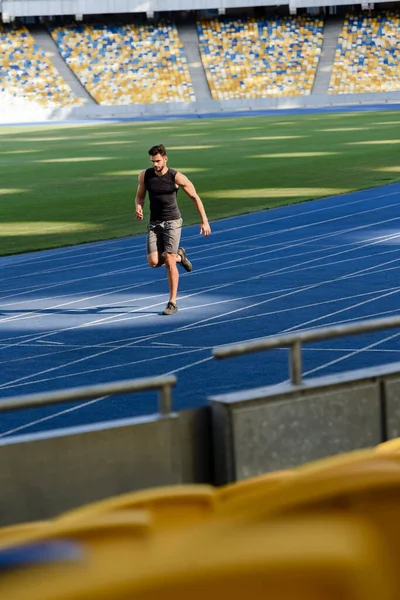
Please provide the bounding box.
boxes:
[146,218,183,256]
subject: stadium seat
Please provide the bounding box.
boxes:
[56,484,218,530]
[0,510,164,600]
[329,11,400,94]
[220,449,400,513]
[121,515,395,600]
[0,24,82,108]
[0,510,152,550]
[49,23,195,105]
[197,16,324,99]
[0,514,395,600]
[375,437,400,454]
[0,521,49,543]
[212,451,400,594]
[217,469,296,504]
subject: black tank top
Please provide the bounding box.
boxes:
[144,168,181,222]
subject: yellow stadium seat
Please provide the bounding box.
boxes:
[0,521,49,542]
[213,451,400,595]
[49,22,195,105]
[0,24,82,108]
[0,514,394,600]
[217,469,295,504]
[127,517,395,600]
[329,11,400,94]
[57,484,218,530]
[0,510,152,550]
[375,437,400,454]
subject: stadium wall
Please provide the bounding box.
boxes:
[1,92,400,125]
[3,0,282,19]
[1,0,396,18]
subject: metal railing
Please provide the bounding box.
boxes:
[212,315,400,386]
[0,375,177,417]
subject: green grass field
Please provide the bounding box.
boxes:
[1,110,400,256]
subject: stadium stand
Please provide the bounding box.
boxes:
[329,11,400,94]
[2,446,400,599]
[197,16,324,100]
[0,25,83,108]
[49,22,196,105]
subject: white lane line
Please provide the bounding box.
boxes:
[165,355,214,376]
[298,308,400,331]
[282,285,400,335]
[1,194,400,310]
[0,280,325,390]
[182,195,400,259]
[0,286,167,325]
[182,185,400,239]
[0,347,209,391]
[1,225,398,330]
[0,241,144,275]
[151,342,183,347]
[1,230,398,384]
[193,231,400,278]
[0,245,146,283]
[0,279,150,310]
[0,237,143,270]
[302,329,400,379]
[0,281,302,346]
[184,286,400,332]
[0,396,109,439]
[1,192,399,299]
[2,184,398,275]
[16,220,397,333]
[2,190,400,394]
[303,346,400,354]
[88,253,400,330]
[0,263,148,303]
[0,263,374,391]
[2,246,399,391]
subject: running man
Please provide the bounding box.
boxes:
[135,144,211,315]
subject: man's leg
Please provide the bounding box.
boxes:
[147,225,164,268]
[161,220,183,315]
[147,252,164,268]
[164,252,179,304]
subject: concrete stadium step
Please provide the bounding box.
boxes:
[312,16,345,95]
[177,23,212,102]
[28,26,97,105]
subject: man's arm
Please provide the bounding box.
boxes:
[135,171,146,221]
[175,172,211,236]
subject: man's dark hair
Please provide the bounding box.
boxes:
[148,144,166,156]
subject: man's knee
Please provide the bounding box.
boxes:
[164,252,177,269]
[147,254,163,268]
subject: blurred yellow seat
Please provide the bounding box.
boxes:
[375,438,400,454]
[0,510,152,550]
[217,469,295,504]
[0,521,49,542]
[0,513,394,600]
[213,451,400,595]
[57,484,218,530]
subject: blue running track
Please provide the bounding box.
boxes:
[1,182,400,437]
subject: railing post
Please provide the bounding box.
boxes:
[290,340,303,385]
[158,384,172,416]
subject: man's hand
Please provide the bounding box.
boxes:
[200,221,211,237]
[136,205,143,221]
